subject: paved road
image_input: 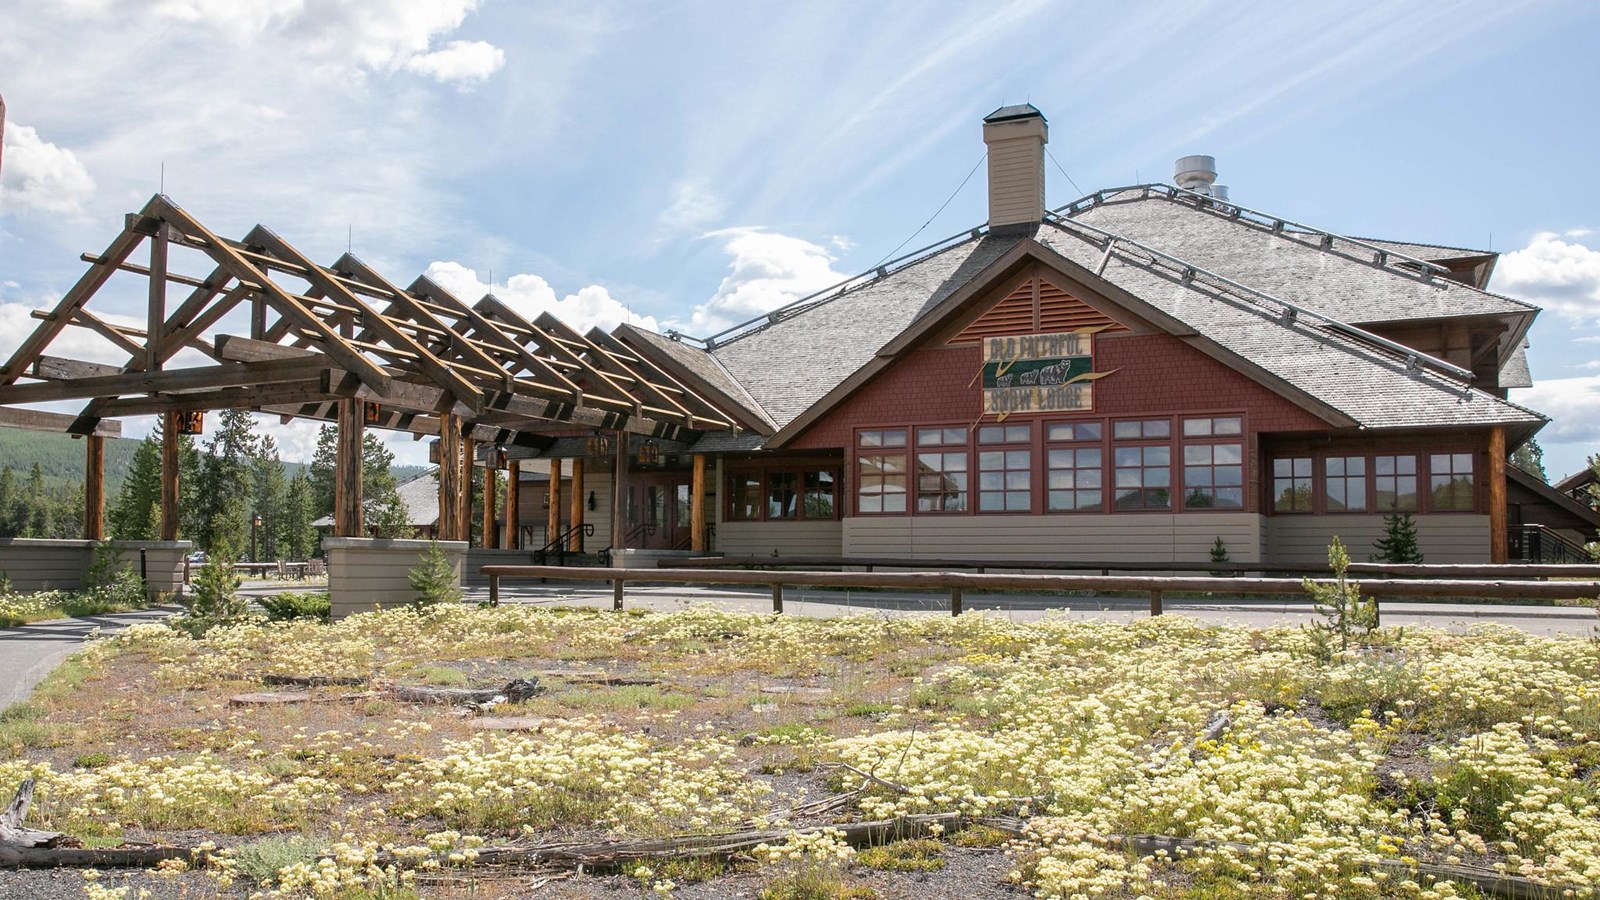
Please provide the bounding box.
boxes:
[463,581,1600,637]
[0,606,180,709]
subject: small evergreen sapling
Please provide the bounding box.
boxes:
[1372,511,1424,563]
[183,536,248,633]
[409,541,462,608]
[1209,536,1230,576]
[1304,536,1379,659]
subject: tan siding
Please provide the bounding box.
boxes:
[1264,515,1490,564]
[719,520,844,557]
[841,514,1262,563]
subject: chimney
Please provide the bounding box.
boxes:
[982,104,1047,229]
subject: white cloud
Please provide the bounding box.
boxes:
[677,228,850,336]
[0,123,96,215]
[423,261,658,334]
[660,180,724,231]
[403,40,505,87]
[0,300,131,366]
[1493,231,1600,326]
[1513,375,1600,444]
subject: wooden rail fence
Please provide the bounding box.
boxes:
[479,565,1600,619]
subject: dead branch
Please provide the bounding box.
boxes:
[0,779,63,850]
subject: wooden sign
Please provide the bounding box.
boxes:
[981,331,1110,418]
[428,439,441,464]
[176,411,204,435]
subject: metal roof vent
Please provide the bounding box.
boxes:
[1210,184,1229,202]
[1174,155,1217,195]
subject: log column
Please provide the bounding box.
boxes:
[1489,426,1508,564]
[438,412,460,542]
[504,459,520,549]
[334,397,363,537]
[160,410,179,541]
[612,432,627,551]
[547,458,563,549]
[84,434,105,541]
[458,434,474,545]
[690,453,707,552]
[482,460,499,549]
[568,457,585,551]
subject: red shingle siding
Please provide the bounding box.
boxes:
[789,332,1329,450]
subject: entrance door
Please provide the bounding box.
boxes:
[630,475,693,550]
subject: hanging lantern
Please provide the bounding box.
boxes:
[428,439,441,464]
[585,432,612,458]
[176,411,204,435]
[636,439,660,466]
[363,401,382,424]
[492,447,507,470]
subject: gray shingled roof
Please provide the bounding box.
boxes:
[1500,340,1533,389]
[1032,219,1543,431]
[618,324,777,431]
[1353,237,1495,263]
[313,471,442,528]
[710,231,1029,429]
[1069,192,1534,325]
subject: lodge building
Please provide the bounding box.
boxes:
[512,105,1598,566]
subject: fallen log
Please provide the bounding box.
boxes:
[0,779,62,849]
[386,678,544,705]
[262,674,367,687]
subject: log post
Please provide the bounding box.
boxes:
[1150,589,1163,617]
[334,397,363,537]
[568,456,585,551]
[691,453,707,552]
[458,433,474,545]
[950,587,962,617]
[505,459,521,549]
[159,410,179,541]
[772,582,783,614]
[1489,426,1508,564]
[547,458,563,550]
[438,412,460,542]
[84,434,104,541]
[483,461,499,549]
[145,221,168,372]
[613,431,627,551]
[613,577,624,611]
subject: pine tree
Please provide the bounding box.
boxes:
[1510,438,1547,483]
[24,464,49,537]
[280,472,319,560]
[408,541,462,607]
[309,425,337,520]
[308,424,410,536]
[1372,511,1424,563]
[109,433,162,540]
[1304,536,1379,657]
[0,468,15,537]
[183,530,247,633]
[251,435,287,561]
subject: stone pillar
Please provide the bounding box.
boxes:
[324,537,467,619]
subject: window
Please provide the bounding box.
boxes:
[978,424,1031,512]
[729,466,840,521]
[767,472,798,518]
[1430,453,1475,511]
[730,472,762,520]
[1183,443,1243,509]
[804,471,836,518]
[1114,418,1171,440]
[1115,445,1171,510]
[857,429,907,514]
[1374,455,1418,511]
[1182,416,1242,437]
[1324,456,1368,512]
[1047,421,1103,442]
[1048,447,1103,511]
[1273,457,1313,512]
[915,427,968,513]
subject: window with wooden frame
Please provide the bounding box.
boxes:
[1429,452,1476,511]
[1324,456,1369,512]
[1374,455,1419,511]
[915,426,969,513]
[977,424,1033,512]
[856,429,908,514]
[726,464,842,521]
[1046,421,1104,512]
[1112,419,1171,511]
[1180,416,1243,510]
[1272,457,1313,512]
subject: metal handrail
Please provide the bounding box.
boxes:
[1052,183,1454,277]
[534,522,594,566]
[1042,210,1477,383]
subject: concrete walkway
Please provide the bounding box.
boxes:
[0,606,179,709]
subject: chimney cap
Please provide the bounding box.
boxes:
[984,103,1046,124]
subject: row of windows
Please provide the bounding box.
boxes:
[728,467,838,520]
[853,417,1246,515]
[1272,453,1475,513]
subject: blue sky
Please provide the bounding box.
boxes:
[1,0,1597,475]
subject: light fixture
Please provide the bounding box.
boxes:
[637,440,660,466]
[176,411,204,435]
[428,440,441,464]
[587,490,597,512]
[363,401,382,424]
[585,432,612,458]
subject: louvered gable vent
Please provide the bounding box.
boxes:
[949,277,1125,344]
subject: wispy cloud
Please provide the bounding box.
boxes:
[423,261,658,334]
[0,123,96,216]
[672,227,849,336]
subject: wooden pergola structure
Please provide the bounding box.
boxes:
[0,194,738,552]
